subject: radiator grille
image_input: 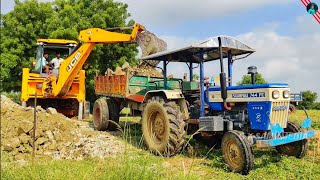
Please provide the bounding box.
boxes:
[270,101,289,128]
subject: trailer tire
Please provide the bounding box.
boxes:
[93,98,109,131]
[142,96,186,157]
[106,98,121,131]
[221,130,254,175]
[276,121,307,158]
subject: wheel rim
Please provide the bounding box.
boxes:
[147,108,167,145]
[225,140,243,169]
[94,107,101,126]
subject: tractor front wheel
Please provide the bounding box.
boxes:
[221,130,254,175]
[276,121,307,158]
[142,97,186,157]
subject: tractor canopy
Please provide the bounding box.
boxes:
[141,35,256,63]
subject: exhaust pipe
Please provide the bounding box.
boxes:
[218,37,232,111]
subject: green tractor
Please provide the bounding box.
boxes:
[93,36,314,174]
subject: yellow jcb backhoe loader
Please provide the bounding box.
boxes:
[21,24,145,119]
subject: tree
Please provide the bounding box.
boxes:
[1,0,54,91]
[1,0,138,104]
[313,102,320,110]
[298,90,318,110]
[193,74,199,81]
[237,73,267,86]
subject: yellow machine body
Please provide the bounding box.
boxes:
[20,24,145,119]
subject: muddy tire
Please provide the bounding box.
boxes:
[221,130,254,175]
[93,98,109,131]
[288,104,296,114]
[142,96,186,157]
[276,121,307,158]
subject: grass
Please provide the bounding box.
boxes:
[288,110,320,129]
[2,110,320,179]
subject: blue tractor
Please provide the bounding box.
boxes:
[141,36,315,174]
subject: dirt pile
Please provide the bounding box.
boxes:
[105,62,163,78]
[1,95,127,161]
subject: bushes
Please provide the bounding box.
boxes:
[1,91,21,104]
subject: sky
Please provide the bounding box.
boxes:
[1,0,320,100]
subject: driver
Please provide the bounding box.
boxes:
[50,52,64,76]
[35,52,50,75]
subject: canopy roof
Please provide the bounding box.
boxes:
[141,35,255,63]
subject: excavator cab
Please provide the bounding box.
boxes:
[22,39,85,118]
[32,39,78,76]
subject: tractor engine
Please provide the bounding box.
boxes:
[198,84,290,133]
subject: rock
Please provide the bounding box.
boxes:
[36,149,44,155]
[24,107,33,111]
[2,144,13,151]
[36,106,44,112]
[54,132,62,141]
[9,137,21,148]
[19,134,31,144]
[23,144,33,153]
[18,145,26,153]
[15,153,26,160]
[46,131,54,141]
[46,108,57,115]
[48,142,57,151]
[35,137,48,146]
[17,121,34,134]
[121,62,130,69]
[114,67,125,75]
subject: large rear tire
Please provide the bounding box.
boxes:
[221,130,254,175]
[276,121,307,158]
[142,97,186,157]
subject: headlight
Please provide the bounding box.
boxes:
[272,90,280,99]
[283,90,290,98]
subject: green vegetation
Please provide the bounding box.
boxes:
[298,91,320,110]
[2,110,319,179]
[2,148,320,180]
[237,73,267,86]
[0,0,139,104]
[289,110,320,129]
[1,91,21,104]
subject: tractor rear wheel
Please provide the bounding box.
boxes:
[221,130,254,175]
[93,97,109,131]
[276,121,307,158]
[142,96,186,157]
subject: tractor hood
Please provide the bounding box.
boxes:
[141,35,256,63]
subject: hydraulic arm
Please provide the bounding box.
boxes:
[48,24,145,97]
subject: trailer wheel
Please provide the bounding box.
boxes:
[288,104,296,114]
[142,97,186,157]
[93,98,109,131]
[221,131,254,175]
[276,121,307,158]
[106,98,120,131]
